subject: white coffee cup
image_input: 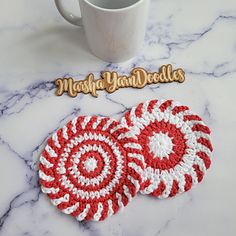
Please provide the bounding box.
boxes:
[54,0,150,62]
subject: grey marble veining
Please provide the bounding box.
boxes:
[0,0,236,235]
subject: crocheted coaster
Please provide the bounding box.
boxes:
[121,99,213,198]
[39,116,144,221]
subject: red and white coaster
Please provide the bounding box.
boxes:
[121,99,213,198]
[39,116,144,221]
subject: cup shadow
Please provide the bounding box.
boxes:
[25,25,98,64]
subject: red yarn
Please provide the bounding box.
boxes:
[39,116,144,221]
[121,99,213,199]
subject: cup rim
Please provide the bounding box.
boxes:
[83,0,145,12]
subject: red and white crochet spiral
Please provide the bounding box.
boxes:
[121,99,213,199]
[39,116,144,221]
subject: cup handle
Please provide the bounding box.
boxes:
[54,0,82,26]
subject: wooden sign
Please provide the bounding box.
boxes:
[55,64,185,98]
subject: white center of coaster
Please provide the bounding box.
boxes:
[83,157,98,172]
[149,132,174,159]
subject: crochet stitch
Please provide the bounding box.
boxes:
[39,116,145,221]
[121,99,213,198]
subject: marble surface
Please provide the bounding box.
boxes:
[0,0,236,235]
